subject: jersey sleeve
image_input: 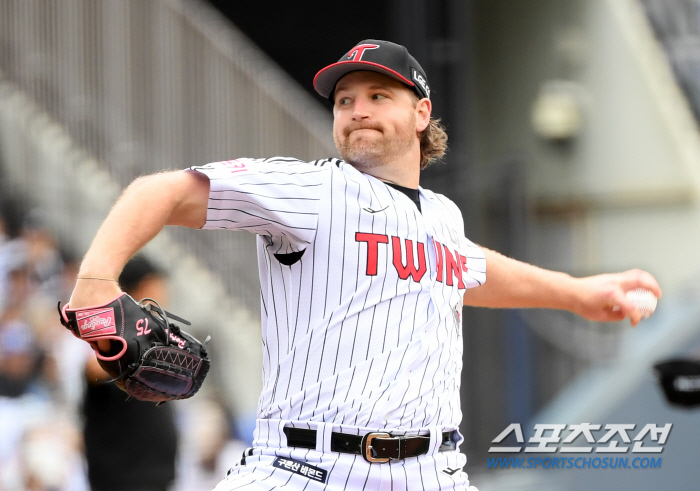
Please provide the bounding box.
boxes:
[437,191,487,289]
[461,236,486,288]
[189,157,326,247]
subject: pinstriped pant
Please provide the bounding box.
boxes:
[213,421,471,491]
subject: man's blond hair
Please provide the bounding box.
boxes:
[409,91,448,169]
[419,118,448,169]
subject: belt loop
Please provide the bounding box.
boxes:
[278,420,288,448]
[315,423,333,453]
[428,427,441,456]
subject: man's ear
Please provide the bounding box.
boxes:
[415,98,432,132]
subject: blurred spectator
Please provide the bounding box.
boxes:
[0,200,88,491]
[82,255,178,491]
[0,201,245,491]
[0,198,26,319]
[172,397,246,491]
[19,416,87,491]
[23,223,65,300]
[0,263,44,398]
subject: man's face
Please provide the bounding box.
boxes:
[332,71,423,171]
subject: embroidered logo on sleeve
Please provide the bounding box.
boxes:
[272,457,327,483]
[192,159,252,180]
[218,159,249,175]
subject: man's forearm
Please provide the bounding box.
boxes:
[463,248,577,310]
[464,247,661,325]
[78,176,172,280]
[68,170,209,315]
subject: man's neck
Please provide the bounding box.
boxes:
[350,160,420,189]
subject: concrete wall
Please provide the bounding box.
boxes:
[472,0,700,293]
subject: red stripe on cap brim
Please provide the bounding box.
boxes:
[313,61,415,98]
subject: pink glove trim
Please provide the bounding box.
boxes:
[62,293,129,361]
[87,336,129,361]
[60,292,128,321]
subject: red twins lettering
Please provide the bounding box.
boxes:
[355,232,389,275]
[434,240,444,282]
[391,236,427,281]
[346,44,379,61]
[435,240,467,288]
[442,244,465,289]
[356,232,428,283]
[356,233,467,286]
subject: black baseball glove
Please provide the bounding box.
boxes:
[59,293,210,404]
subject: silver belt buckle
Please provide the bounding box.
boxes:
[361,432,392,463]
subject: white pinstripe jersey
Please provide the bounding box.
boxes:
[191,157,486,434]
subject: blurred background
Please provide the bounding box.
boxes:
[1,0,700,489]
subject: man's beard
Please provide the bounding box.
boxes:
[334,117,416,170]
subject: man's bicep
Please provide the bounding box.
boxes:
[167,169,211,229]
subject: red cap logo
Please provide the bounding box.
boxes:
[346,44,379,61]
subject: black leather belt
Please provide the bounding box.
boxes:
[283,427,457,463]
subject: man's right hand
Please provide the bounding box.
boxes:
[68,278,123,352]
[66,169,209,351]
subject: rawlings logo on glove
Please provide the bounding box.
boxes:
[59,293,210,404]
[77,308,117,337]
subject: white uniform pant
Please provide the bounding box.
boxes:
[213,421,471,491]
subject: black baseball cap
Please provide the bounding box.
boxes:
[314,39,431,101]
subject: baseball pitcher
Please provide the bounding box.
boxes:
[64,40,661,490]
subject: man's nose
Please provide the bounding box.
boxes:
[352,97,371,120]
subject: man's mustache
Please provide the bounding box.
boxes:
[344,123,384,136]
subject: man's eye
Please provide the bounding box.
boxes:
[372,93,387,100]
[337,97,351,105]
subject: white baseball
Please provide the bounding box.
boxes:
[626,288,657,319]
